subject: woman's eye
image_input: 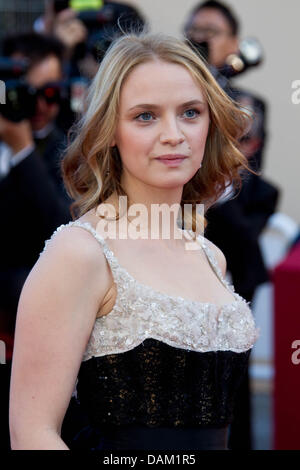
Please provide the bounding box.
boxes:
[134,109,200,122]
[135,112,154,122]
[183,108,200,119]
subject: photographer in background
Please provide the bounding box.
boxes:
[0,32,71,192]
[0,3,146,450]
[34,1,146,77]
[33,1,146,130]
[0,33,72,449]
[184,0,279,450]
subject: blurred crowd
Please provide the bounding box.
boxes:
[0,0,283,451]
[0,0,145,352]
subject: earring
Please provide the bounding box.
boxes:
[106,160,110,175]
[106,146,117,175]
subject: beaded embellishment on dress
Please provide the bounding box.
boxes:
[40,221,260,361]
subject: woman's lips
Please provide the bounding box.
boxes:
[155,155,187,166]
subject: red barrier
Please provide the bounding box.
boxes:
[273,242,300,449]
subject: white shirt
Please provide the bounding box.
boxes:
[215,183,235,205]
[0,122,54,180]
[0,142,35,180]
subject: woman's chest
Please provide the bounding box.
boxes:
[98,242,235,318]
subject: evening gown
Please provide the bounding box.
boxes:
[41,220,259,450]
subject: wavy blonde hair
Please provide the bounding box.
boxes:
[61,30,256,233]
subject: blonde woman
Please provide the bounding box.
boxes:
[9,31,259,450]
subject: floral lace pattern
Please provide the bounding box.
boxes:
[40,221,260,362]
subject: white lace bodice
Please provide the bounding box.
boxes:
[41,220,260,361]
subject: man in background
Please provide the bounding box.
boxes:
[0,32,72,449]
[184,0,279,450]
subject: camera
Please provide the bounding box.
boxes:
[53,0,144,36]
[53,0,103,13]
[0,58,89,122]
[0,57,36,121]
[219,37,263,79]
[187,37,263,80]
[186,36,263,96]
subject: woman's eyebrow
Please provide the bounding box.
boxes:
[128,99,205,112]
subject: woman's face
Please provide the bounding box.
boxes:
[111,59,210,190]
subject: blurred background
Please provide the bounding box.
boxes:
[0,0,299,451]
[0,0,298,223]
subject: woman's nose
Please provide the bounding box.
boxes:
[159,117,185,146]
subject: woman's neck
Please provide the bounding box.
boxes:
[98,190,185,242]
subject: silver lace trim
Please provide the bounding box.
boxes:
[40,221,260,360]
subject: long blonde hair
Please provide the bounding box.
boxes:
[61,30,256,233]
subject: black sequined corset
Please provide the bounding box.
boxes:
[41,221,259,431]
[76,338,251,429]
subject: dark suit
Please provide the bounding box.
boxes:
[0,125,72,449]
[205,173,279,300]
[0,126,72,314]
[205,89,279,449]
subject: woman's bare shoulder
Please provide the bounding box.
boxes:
[41,219,104,265]
[10,214,113,446]
[38,217,113,307]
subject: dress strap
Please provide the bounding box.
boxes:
[40,220,121,278]
[40,221,240,301]
[187,231,239,299]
